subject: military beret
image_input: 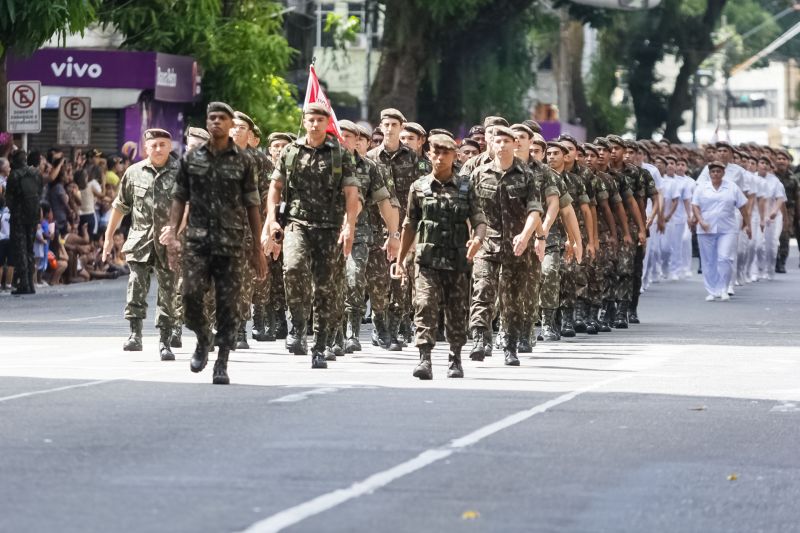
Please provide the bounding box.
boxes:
[144,128,171,141]
[380,108,406,122]
[576,144,586,156]
[757,155,773,165]
[492,126,516,140]
[654,155,667,165]
[776,148,792,160]
[637,141,652,157]
[531,138,548,151]
[428,133,457,151]
[547,141,569,154]
[593,137,610,149]
[253,125,262,139]
[460,138,481,151]
[468,125,485,136]
[556,133,580,148]
[658,139,671,145]
[583,143,599,155]
[233,111,255,131]
[403,122,426,137]
[428,128,454,139]
[605,135,626,147]
[664,155,677,163]
[303,102,330,117]
[624,139,639,150]
[708,160,726,170]
[356,125,372,140]
[715,140,734,150]
[522,119,542,134]
[677,157,689,165]
[510,123,535,138]
[338,119,360,135]
[186,127,210,141]
[762,146,776,155]
[207,101,235,118]
[268,132,294,145]
[484,116,509,128]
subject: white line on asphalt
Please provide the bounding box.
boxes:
[238,375,628,533]
[0,378,118,403]
[0,314,114,324]
[269,387,340,403]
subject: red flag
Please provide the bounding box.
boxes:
[304,65,343,141]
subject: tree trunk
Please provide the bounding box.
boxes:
[566,19,592,133]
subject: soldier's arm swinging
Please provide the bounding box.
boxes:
[467,223,487,260]
[559,204,583,264]
[626,196,647,245]
[247,204,267,279]
[579,203,594,259]
[377,199,400,260]
[614,202,633,245]
[338,185,361,257]
[540,195,560,236]
[263,180,284,247]
[101,208,125,262]
[513,211,542,256]
[600,199,617,244]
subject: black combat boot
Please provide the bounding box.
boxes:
[252,305,267,341]
[123,318,143,351]
[170,326,183,348]
[263,307,276,342]
[447,346,464,378]
[275,307,288,339]
[159,328,175,361]
[332,326,345,357]
[387,312,403,352]
[574,301,587,333]
[613,300,629,329]
[504,334,520,366]
[539,309,559,342]
[190,341,210,373]
[469,329,487,361]
[235,323,250,349]
[776,257,787,274]
[413,345,433,380]
[436,311,446,342]
[517,333,533,354]
[287,318,308,355]
[628,291,641,324]
[598,301,613,332]
[324,328,339,361]
[400,316,413,346]
[345,312,362,353]
[371,311,390,349]
[561,308,576,338]
[212,347,230,385]
[311,336,328,369]
[585,305,599,335]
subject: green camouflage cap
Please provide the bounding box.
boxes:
[428,134,457,151]
[546,141,569,154]
[207,101,235,118]
[303,102,330,117]
[510,123,535,138]
[233,111,255,131]
[605,135,626,147]
[403,122,426,136]
[338,119,360,135]
[380,108,406,122]
[483,116,509,128]
[268,132,294,145]
[144,128,171,141]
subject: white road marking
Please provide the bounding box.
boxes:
[238,375,626,533]
[771,402,800,413]
[0,314,114,324]
[0,378,118,403]
[269,387,340,403]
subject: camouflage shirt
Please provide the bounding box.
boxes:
[247,147,275,207]
[271,135,360,230]
[173,140,260,257]
[459,151,493,178]
[114,154,180,262]
[776,168,800,209]
[471,158,543,264]
[594,169,622,240]
[353,152,395,245]
[367,143,426,221]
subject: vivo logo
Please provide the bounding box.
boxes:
[50,57,103,79]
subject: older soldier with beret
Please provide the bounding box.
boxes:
[103,128,181,361]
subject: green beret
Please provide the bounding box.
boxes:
[428,133,457,151]
[185,127,209,141]
[253,125,262,139]
[303,102,330,117]
[492,126,516,140]
[428,128,454,139]
[605,135,626,147]
[233,111,255,131]
[715,140,734,150]
[510,123,534,138]
[776,148,792,160]
[484,116,509,128]
[531,138,547,151]
[460,138,481,151]
[356,125,372,140]
[338,119,360,135]
[380,108,406,122]
[207,101,235,118]
[664,155,677,163]
[522,119,542,134]
[556,133,580,148]
[708,160,725,171]
[268,132,294,145]
[583,143,599,155]
[547,141,569,154]
[144,128,171,141]
[593,137,610,149]
[403,122,426,137]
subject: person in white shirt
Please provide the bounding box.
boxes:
[743,155,764,282]
[661,155,690,280]
[756,157,787,280]
[675,158,696,278]
[692,161,751,301]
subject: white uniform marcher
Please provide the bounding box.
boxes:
[666,173,693,279]
[692,176,748,300]
[677,174,696,277]
[659,173,682,279]
[641,162,663,289]
[758,172,787,280]
[746,170,766,282]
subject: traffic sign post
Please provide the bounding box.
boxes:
[57,96,91,146]
[7,81,41,135]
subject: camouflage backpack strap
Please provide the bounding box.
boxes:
[420,175,434,197]
[331,142,343,187]
[283,143,301,186]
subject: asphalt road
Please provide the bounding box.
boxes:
[1,250,799,533]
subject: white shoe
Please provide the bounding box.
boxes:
[705,295,716,302]
[720,293,731,301]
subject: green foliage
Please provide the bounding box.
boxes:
[0,0,99,56]
[102,0,300,133]
[324,13,360,51]
[586,26,631,136]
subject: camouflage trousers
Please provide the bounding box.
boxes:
[345,242,370,316]
[559,257,578,310]
[615,239,636,302]
[389,254,414,324]
[470,257,530,343]
[590,238,614,306]
[174,275,184,324]
[251,269,270,323]
[181,246,244,349]
[125,255,178,329]
[538,247,562,310]
[365,244,391,316]
[269,254,285,310]
[521,253,542,326]
[778,208,795,262]
[413,265,470,348]
[283,222,343,347]
[238,260,255,323]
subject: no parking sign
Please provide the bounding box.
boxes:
[57,96,91,146]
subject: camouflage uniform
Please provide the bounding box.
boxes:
[113,154,181,331]
[606,165,638,305]
[345,154,396,346]
[590,170,621,319]
[273,136,359,355]
[468,159,542,354]
[631,164,657,318]
[559,166,591,333]
[245,147,274,340]
[405,174,486,350]
[776,168,799,268]
[174,140,259,350]
[367,143,426,346]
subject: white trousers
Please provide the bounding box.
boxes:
[760,213,782,278]
[698,233,738,297]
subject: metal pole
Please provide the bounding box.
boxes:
[21,133,27,151]
[691,73,698,145]
[362,0,372,121]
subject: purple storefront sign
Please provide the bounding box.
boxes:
[6,49,198,102]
